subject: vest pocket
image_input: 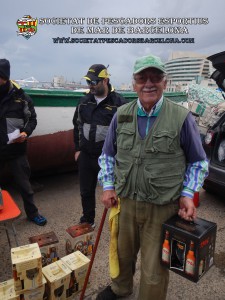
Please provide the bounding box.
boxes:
[151,130,177,153]
[115,159,133,195]
[143,165,183,202]
[150,174,182,189]
[116,128,134,150]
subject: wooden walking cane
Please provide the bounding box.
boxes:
[79,207,108,300]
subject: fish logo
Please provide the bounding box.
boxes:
[16,15,38,40]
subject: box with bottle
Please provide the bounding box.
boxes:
[29,231,60,267]
[0,279,18,300]
[61,251,90,298]
[11,243,43,293]
[0,276,47,300]
[65,223,94,256]
[42,260,71,300]
[161,215,217,282]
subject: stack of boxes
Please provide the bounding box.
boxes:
[0,243,47,299]
[0,230,91,299]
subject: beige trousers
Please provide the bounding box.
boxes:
[111,198,178,300]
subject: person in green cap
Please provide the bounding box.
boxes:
[96,54,208,300]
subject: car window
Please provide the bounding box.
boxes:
[218,139,225,162]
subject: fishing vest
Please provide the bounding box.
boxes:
[115,98,189,205]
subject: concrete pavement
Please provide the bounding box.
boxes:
[0,171,225,299]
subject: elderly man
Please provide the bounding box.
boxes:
[73,64,126,228]
[97,54,208,300]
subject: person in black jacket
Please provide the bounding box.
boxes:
[0,59,47,226]
[73,64,126,228]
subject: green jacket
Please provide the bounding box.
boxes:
[115,98,189,204]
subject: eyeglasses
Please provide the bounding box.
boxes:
[134,73,165,84]
[86,79,103,86]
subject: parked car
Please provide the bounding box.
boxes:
[203,51,225,195]
[203,111,225,194]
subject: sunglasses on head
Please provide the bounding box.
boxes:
[134,73,165,84]
[86,79,103,86]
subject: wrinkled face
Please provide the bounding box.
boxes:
[86,78,108,97]
[133,67,167,112]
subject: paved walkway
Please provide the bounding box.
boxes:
[0,171,225,299]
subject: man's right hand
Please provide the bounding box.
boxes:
[101,190,118,209]
[74,151,80,161]
[13,132,27,143]
[178,196,197,221]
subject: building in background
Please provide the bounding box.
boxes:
[53,76,65,88]
[165,51,217,92]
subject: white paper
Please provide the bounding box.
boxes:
[7,129,21,144]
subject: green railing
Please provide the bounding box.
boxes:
[24,88,187,107]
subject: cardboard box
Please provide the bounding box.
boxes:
[22,276,47,300]
[29,231,60,267]
[61,251,90,297]
[42,260,71,300]
[0,279,19,300]
[0,277,46,300]
[161,215,217,282]
[65,224,94,256]
[11,243,42,293]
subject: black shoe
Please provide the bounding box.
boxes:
[88,222,96,229]
[79,216,96,229]
[96,286,118,300]
[79,220,96,229]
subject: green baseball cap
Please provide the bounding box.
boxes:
[133,54,165,74]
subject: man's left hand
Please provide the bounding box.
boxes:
[178,196,197,221]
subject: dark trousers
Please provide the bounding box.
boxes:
[78,151,100,223]
[0,154,38,218]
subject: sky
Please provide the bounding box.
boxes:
[1,0,225,88]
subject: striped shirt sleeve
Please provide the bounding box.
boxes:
[98,152,115,191]
[181,159,209,198]
[98,156,209,197]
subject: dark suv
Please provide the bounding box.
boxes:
[203,51,225,195]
